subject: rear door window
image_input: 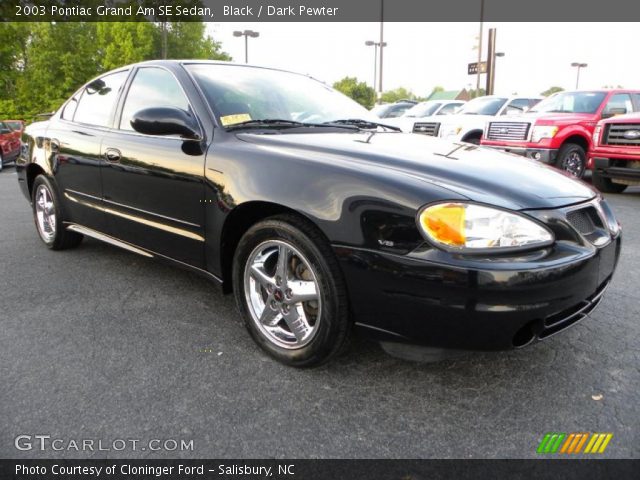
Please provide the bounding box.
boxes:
[74,70,129,127]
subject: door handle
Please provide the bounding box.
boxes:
[104,148,121,163]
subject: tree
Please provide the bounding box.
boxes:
[333,77,375,109]
[541,86,564,97]
[469,88,486,99]
[0,21,231,121]
[380,87,417,104]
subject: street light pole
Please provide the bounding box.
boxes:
[378,0,385,102]
[571,62,588,89]
[233,30,260,64]
[365,40,387,93]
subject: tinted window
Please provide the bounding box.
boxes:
[74,71,128,127]
[632,93,640,111]
[438,103,463,115]
[502,98,531,115]
[529,92,606,114]
[119,68,190,131]
[603,93,633,116]
[385,104,412,118]
[405,102,440,117]
[0,122,10,134]
[459,97,507,115]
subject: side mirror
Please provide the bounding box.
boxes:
[131,107,201,140]
[601,107,627,119]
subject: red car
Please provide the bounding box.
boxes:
[481,90,640,178]
[0,121,21,171]
[590,112,640,193]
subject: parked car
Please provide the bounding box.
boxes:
[590,112,640,193]
[17,60,620,367]
[370,100,417,119]
[437,95,541,144]
[5,119,25,136]
[384,100,465,133]
[481,90,640,178]
[0,121,21,171]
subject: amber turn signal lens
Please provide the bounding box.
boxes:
[420,204,466,246]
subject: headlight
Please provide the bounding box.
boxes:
[531,125,558,143]
[417,202,554,251]
[592,125,602,146]
[441,125,462,137]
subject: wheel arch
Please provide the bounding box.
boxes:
[219,201,331,293]
[26,163,47,199]
[560,134,590,152]
[462,129,483,142]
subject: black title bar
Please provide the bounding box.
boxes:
[2,0,640,22]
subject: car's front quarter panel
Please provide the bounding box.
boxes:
[202,133,469,277]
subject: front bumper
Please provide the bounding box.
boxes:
[483,145,559,164]
[592,156,640,182]
[335,226,620,352]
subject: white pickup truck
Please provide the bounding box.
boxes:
[434,95,541,144]
[384,100,465,133]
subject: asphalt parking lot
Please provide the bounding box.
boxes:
[1,167,638,459]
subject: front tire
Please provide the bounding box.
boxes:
[555,143,586,178]
[31,175,83,250]
[592,172,627,193]
[232,214,350,367]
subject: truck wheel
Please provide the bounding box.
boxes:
[555,143,586,178]
[233,214,351,367]
[32,175,83,250]
[592,172,627,194]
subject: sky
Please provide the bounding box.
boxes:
[206,22,640,98]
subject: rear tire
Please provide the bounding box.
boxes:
[592,172,628,193]
[555,143,586,178]
[31,175,83,250]
[232,214,351,367]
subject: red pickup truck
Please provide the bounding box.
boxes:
[0,121,21,171]
[590,112,640,193]
[481,90,640,178]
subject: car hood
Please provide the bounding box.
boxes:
[438,113,496,128]
[511,112,597,125]
[237,131,596,210]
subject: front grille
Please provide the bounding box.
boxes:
[539,279,610,339]
[566,207,604,235]
[413,122,440,136]
[603,123,640,146]
[486,122,530,141]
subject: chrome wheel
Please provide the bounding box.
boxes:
[244,240,321,349]
[35,184,56,242]
[561,151,584,177]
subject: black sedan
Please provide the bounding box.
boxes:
[17,60,621,367]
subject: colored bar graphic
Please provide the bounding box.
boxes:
[537,433,613,454]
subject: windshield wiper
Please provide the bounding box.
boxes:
[323,119,402,132]
[226,118,358,132]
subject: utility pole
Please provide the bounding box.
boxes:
[485,28,496,95]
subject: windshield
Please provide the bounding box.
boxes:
[529,92,606,114]
[186,64,375,127]
[458,97,508,115]
[405,102,440,117]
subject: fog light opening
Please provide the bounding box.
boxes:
[533,152,541,160]
[513,322,536,348]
